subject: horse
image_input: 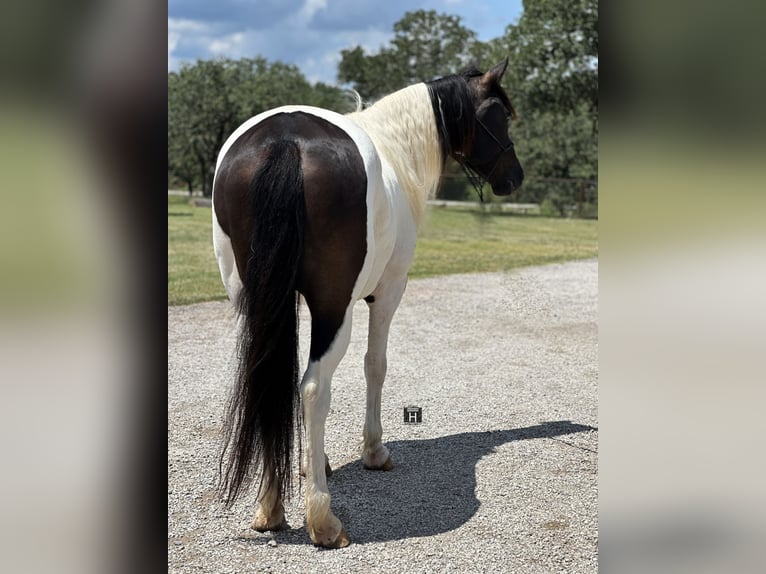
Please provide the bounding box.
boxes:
[211,58,524,548]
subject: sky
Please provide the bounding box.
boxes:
[168,0,524,85]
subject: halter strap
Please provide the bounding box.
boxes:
[454,117,514,203]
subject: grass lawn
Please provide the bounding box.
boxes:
[412,208,597,278]
[168,195,597,306]
[168,195,226,305]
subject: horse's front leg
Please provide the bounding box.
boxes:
[362,276,407,470]
[301,306,353,548]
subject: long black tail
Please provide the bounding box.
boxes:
[219,139,305,506]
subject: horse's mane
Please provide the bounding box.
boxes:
[348,83,444,226]
[426,68,515,153]
[425,71,479,160]
[348,72,477,226]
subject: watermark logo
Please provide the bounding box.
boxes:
[403,406,422,424]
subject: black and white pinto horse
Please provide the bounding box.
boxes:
[212,59,524,548]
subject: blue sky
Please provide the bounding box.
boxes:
[168,0,524,85]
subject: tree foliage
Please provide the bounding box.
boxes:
[507,0,598,120]
[338,10,477,101]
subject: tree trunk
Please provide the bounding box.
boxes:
[199,161,210,197]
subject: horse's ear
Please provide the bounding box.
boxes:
[482,57,509,86]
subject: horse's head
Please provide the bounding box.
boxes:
[460,58,524,196]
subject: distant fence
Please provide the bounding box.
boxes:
[527,177,598,218]
[438,172,597,218]
[427,199,540,214]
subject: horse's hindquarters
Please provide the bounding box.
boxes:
[212,108,371,548]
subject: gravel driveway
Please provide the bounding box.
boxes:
[168,259,598,573]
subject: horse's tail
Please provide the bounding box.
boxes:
[219,139,305,506]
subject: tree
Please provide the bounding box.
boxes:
[503,0,598,125]
[168,72,200,193]
[338,10,477,101]
[168,59,240,196]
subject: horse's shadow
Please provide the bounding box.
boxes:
[267,420,595,545]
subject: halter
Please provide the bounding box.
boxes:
[455,116,514,203]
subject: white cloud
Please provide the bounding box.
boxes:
[167,17,209,34]
[168,32,180,55]
[208,33,246,56]
[299,0,328,21]
[168,18,216,69]
[300,50,342,84]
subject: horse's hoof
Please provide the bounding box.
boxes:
[251,516,288,532]
[251,511,288,532]
[333,527,350,548]
[364,455,394,471]
[315,527,350,549]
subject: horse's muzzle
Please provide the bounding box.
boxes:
[492,174,523,196]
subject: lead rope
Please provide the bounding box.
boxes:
[458,159,487,203]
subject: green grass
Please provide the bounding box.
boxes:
[168,196,598,306]
[168,195,227,305]
[411,208,598,278]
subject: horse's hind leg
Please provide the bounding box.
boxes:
[362,276,407,470]
[301,305,353,548]
[251,458,287,531]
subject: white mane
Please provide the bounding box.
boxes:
[347,83,444,227]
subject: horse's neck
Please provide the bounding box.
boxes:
[349,84,444,227]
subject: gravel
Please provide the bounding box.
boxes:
[168,259,598,573]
